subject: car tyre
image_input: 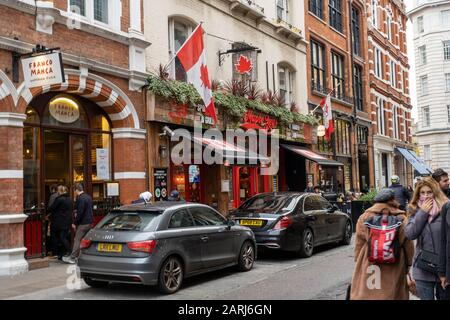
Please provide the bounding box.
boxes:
[237,241,255,272]
[83,277,109,288]
[299,228,314,258]
[158,256,184,294]
[340,221,353,246]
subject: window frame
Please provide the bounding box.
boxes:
[311,39,326,90]
[354,64,364,111]
[418,45,427,65]
[168,209,195,229]
[371,0,378,29]
[168,18,195,81]
[309,0,323,19]
[68,0,115,28]
[278,64,295,105]
[446,73,450,92]
[423,106,430,127]
[444,41,450,61]
[420,75,429,96]
[189,206,226,227]
[351,6,361,57]
[375,47,383,79]
[277,0,289,22]
[329,0,343,32]
[331,51,345,99]
[417,16,424,33]
[377,97,386,135]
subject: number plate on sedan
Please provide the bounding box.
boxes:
[97,243,122,253]
[239,219,263,227]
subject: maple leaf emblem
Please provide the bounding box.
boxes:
[235,55,253,75]
[200,64,211,89]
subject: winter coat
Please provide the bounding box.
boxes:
[350,203,415,300]
[405,208,443,282]
[439,203,450,281]
[388,184,410,210]
[48,193,73,230]
[75,192,93,226]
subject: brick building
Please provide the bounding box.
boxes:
[0,0,150,276]
[305,0,375,194]
[367,0,415,188]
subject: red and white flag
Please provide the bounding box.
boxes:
[176,24,218,124]
[320,93,334,142]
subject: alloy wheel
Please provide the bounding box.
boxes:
[304,230,314,255]
[163,258,182,291]
[242,243,255,270]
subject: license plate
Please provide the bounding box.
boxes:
[97,243,122,253]
[239,219,263,227]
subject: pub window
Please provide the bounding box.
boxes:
[331,52,344,99]
[278,64,295,105]
[351,6,361,57]
[311,40,326,91]
[169,18,195,81]
[329,0,343,32]
[309,0,323,19]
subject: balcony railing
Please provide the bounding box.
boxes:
[311,81,354,106]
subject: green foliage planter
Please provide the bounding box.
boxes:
[146,75,319,127]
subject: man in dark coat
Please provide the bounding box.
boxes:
[432,168,450,200]
[63,183,93,264]
[439,202,450,300]
[48,185,73,260]
[388,175,410,211]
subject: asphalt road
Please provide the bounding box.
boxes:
[6,239,355,300]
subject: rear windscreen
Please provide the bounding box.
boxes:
[238,195,298,214]
[96,211,161,232]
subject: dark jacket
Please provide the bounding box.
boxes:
[443,188,450,200]
[75,192,93,226]
[389,184,410,209]
[439,203,450,280]
[48,193,73,230]
[405,208,443,282]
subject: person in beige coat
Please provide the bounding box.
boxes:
[350,189,415,300]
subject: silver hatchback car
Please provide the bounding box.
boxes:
[78,202,256,294]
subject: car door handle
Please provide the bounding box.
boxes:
[201,236,209,242]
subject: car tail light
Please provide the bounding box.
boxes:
[80,238,92,250]
[127,240,157,254]
[273,216,293,230]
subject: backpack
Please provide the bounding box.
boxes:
[364,210,403,264]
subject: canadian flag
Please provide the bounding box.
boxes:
[176,24,218,124]
[320,93,334,142]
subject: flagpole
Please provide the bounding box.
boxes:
[165,22,204,68]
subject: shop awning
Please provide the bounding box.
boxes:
[281,145,344,167]
[193,137,270,164]
[395,147,432,176]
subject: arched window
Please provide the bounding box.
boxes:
[168,17,196,81]
[278,64,295,105]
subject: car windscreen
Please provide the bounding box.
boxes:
[238,194,298,214]
[96,211,162,232]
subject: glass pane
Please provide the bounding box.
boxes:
[25,106,40,124]
[169,210,194,229]
[70,0,86,16]
[94,0,108,23]
[72,136,86,186]
[239,167,252,202]
[44,131,70,194]
[23,127,40,211]
[91,114,111,131]
[190,207,224,226]
[91,133,111,182]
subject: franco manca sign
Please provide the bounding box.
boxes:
[22,51,65,88]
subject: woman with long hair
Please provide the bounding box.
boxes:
[406,178,449,300]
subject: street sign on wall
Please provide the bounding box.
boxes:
[22,51,65,88]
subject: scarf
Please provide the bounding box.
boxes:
[418,195,440,223]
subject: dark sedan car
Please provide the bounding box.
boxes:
[78,202,256,294]
[230,192,352,257]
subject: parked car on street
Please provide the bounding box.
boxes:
[78,202,256,294]
[230,192,353,258]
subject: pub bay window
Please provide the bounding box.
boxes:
[331,52,344,99]
[311,40,325,92]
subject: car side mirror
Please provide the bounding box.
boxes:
[226,219,236,230]
[327,205,338,213]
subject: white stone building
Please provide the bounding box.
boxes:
[409,0,450,173]
[143,0,308,113]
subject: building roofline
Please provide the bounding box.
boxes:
[407,0,450,18]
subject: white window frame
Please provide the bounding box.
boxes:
[423,106,430,127]
[444,41,450,61]
[387,12,392,41]
[393,105,399,139]
[390,60,396,87]
[278,65,295,105]
[417,16,424,33]
[420,75,428,96]
[442,10,450,27]
[67,0,120,31]
[372,0,378,29]
[419,45,427,65]
[377,97,385,135]
[277,0,289,22]
[447,105,450,123]
[446,73,450,92]
[168,18,195,79]
[375,47,383,79]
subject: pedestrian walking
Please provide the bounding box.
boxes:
[63,183,93,264]
[439,195,450,300]
[47,185,73,261]
[405,178,449,300]
[350,188,414,300]
[388,175,411,211]
[432,168,450,200]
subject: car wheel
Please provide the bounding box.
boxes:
[158,256,184,294]
[237,241,255,272]
[340,221,352,246]
[83,277,109,288]
[299,228,314,258]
